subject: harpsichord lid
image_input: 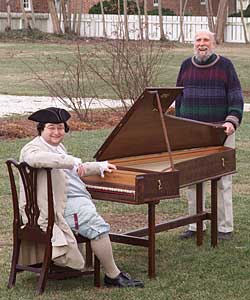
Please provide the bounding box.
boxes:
[94,87,227,161]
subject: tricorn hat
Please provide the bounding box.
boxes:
[28,107,71,123]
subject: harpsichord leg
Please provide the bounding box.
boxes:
[211,179,218,247]
[148,203,156,278]
[196,183,203,246]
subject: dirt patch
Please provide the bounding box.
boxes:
[0,106,176,140]
[0,109,124,140]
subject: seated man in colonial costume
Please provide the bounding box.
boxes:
[19,107,144,288]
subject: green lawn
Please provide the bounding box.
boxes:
[0,41,249,102]
[0,112,250,300]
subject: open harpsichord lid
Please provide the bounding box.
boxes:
[94,87,227,161]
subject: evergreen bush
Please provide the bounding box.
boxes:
[229,4,250,17]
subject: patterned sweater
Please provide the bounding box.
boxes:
[175,54,244,128]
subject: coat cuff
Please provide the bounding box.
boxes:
[225,115,239,129]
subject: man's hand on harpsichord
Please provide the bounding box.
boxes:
[222,122,236,136]
[98,161,117,177]
[76,161,116,178]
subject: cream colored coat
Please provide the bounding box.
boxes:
[19,136,101,270]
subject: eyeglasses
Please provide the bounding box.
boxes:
[44,125,65,132]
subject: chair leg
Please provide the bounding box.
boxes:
[94,255,101,287]
[85,241,93,268]
[8,239,21,289]
[36,247,52,295]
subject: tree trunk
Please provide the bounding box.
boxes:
[158,0,165,40]
[59,1,62,24]
[100,0,107,37]
[178,0,189,42]
[19,0,31,30]
[179,0,185,42]
[5,0,11,31]
[144,0,149,40]
[47,0,62,34]
[135,0,143,39]
[71,0,77,33]
[67,0,72,32]
[215,0,228,44]
[117,0,122,38]
[124,0,129,41]
[239,0,249,43]
[205,0,215,32]
[30,0,36,29]
[61,0,70,33]
[72,10,77,33]
[76,0,83,36]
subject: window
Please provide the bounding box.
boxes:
[23,0,31,11]
[153,0,158,7]
[200,0,206,5]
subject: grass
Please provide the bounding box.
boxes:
[0,112,250,299]
[0,41,249,102]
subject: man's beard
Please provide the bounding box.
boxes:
[194,48,214,62]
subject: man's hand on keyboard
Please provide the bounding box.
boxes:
[99,161,117,177]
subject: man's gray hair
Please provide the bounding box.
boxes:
[194,30,215,42]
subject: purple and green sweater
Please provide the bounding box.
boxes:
[175,54,244,128]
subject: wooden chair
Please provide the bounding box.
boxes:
[6,159,100,295]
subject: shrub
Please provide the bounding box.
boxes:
[89,0,139,15]
[89,0,175,16]
[229,4,250,17]
[147,8,175,16]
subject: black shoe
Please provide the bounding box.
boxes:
[104,272,144,288]
[179,230,196,239]
[218,232,233,241]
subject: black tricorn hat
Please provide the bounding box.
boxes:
[28,107,71,123]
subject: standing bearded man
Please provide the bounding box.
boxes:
[175,30,244,240]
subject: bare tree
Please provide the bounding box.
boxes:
[24,40,165,120]
[178,0,188,42]
[117,0,122,37]
[144,0,149,40]
[30,0,36,29]
[100,0,107,38]
[25,45,99,122]
[183,0,188,14]
[5,0,12,31]
[135,0,143,39]
[76,0,83,36]
[124,0,129,41]
[85,40,164,111]
[239,0,249,43]
[67,0,72,30]
[61,0,70,33]
[19,0,31,30]
[205,0,215,32]
[215,0,228,44]
[72,3,77,33]
[158,0,165,40]
[179,0,184,42]
[47,0,62,34]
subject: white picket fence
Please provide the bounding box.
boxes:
[74,14,250,43]
[1,12,250,43]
